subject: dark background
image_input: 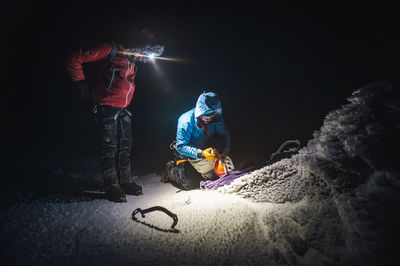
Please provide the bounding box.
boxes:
[3,1,399,175]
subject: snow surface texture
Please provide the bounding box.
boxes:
[219,81,400,265]
[1,82,398,265]
[0,170,284,265]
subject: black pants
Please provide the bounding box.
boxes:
[97,106,133,188]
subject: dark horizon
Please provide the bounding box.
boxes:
[4,1,399,174]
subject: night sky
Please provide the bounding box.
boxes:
[4,1,399,174]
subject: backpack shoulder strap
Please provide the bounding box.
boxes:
[106,41,118,64]
[104,41,118,91]
[126,54,137,73]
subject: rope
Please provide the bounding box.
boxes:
[200,139,301,190]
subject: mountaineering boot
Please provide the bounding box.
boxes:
[120,180,143,196]
[105,184,127,203]
[161,160,175,183]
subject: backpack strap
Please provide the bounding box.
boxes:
[105,41,118,90]
[107,41,118,63]
[126,54,137,73]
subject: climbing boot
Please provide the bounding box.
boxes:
[105,184,127,203]
[120,180,143,196]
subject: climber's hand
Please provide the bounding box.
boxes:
[197,148,217,161]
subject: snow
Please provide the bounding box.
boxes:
[0,172,280,265]
[1,82,399,265]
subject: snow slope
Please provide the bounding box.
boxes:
[0,82,398,265]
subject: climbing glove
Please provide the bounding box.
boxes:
[197,148,217,161]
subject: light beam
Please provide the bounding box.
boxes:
[121,51,185,63]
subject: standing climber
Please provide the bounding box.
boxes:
[65,36,164,202]
[162,92,234,190]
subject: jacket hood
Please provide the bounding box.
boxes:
[194,92,222,118]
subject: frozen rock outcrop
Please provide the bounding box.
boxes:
[221,81,399,202]
[220,81,400,265]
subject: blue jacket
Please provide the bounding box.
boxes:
[176,92,231,159]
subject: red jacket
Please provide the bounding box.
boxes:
[65,42,136,108]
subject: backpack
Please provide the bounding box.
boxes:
[104,41,136,90]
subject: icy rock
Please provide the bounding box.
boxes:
[219,81,400,265]
[223,82,399,203]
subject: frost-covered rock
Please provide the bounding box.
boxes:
[222,81,399,202]
[220,81,400,265]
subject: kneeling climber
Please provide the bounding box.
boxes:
[162,92,234,190]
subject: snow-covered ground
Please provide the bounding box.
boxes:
[1,82,399,265]
[1,169,349,266]
[0,172,279,265]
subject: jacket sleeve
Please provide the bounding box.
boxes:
[65,43,112,82]
[215,118,231,153]
[175,117,199,159]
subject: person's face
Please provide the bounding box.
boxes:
[200,111,217,124]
